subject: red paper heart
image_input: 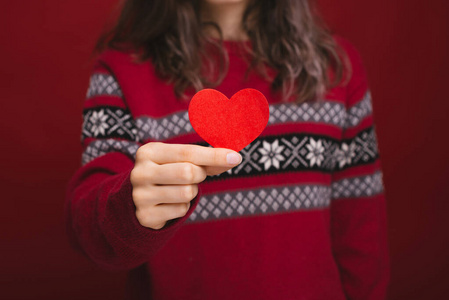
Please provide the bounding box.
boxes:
[188,88,269,152]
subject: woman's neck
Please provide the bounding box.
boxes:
[200,1,250,41]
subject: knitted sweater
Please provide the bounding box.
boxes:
[66,37,389,300]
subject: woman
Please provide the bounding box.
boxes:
[66,0,389,298]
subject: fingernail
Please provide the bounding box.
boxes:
[226,152,242,165]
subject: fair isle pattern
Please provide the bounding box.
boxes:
[136,113,193,141]
[210,128,378,180]
[331,171,384,199]
[188,184,332,222]
[219,135,337,177]
[85,92,370,142]
[82,139,139,165]
[345,128,379,167]
[80,128,378,171]
[81,75,377,171]
[86,74,123,99]
[189,172,383,222]
[82,107,137,141]
[269,92,373,130]
[269,101,345,128]
[84,73,373,139]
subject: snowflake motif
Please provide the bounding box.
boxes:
[334,142,356,168]
[89,110,109,136]
[258,140,285,170]
[305,137,325,167]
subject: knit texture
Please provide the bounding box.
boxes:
[66,36,389,300]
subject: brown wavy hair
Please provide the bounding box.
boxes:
[96,0,348,102]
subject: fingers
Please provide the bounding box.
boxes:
[132,162,207,185]
[152,163,207,184]
[134,184,198,205]
[137,142,242,167]
[131,142,243,230]
[133,183,196,230]
[136,202,191,230]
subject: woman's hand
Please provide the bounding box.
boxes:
[130,142,242,230]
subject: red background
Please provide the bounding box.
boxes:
[1,0,448,299]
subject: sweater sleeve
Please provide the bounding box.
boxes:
[65,61,198,271]
[330,39,390,299]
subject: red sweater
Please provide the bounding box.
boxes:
[66,37,389,299]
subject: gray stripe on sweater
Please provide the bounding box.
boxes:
[188,184,332,222]
[331,171,384,199]
[82,139,139,165]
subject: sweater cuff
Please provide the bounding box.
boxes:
[103,170,200,256]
